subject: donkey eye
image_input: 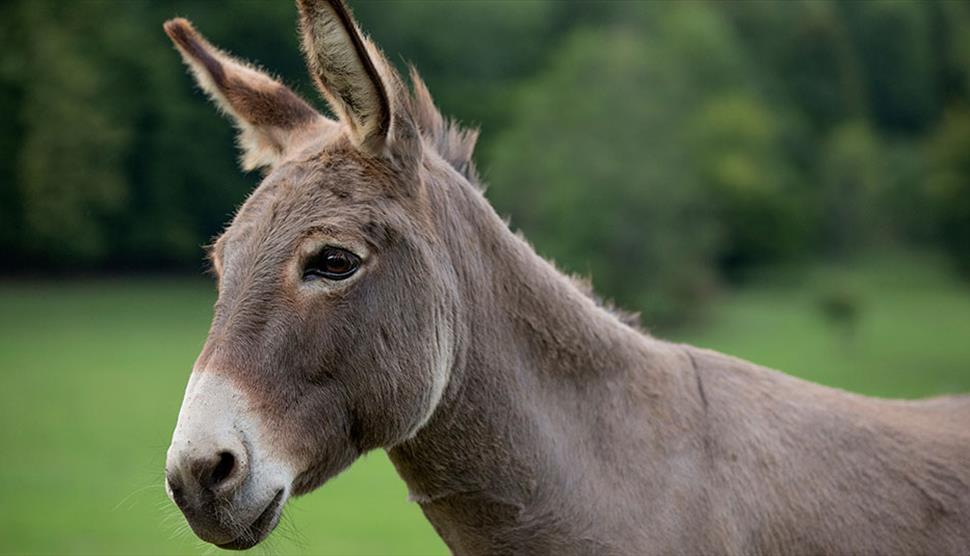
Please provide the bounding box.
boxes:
[303,247,361,281]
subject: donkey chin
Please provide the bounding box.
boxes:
[164,372,295,550]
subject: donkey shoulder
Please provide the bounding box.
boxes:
[680,345,970,555]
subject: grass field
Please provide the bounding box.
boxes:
[1,253,968,555]
[670,252,970,398]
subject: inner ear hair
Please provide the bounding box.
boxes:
[164,18,323,171]
[297,0,391,153]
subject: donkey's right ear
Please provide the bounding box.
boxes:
[163,18,329,171]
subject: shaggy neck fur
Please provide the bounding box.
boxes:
[387,152,710,554]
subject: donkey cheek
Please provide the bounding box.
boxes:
[287,417,360,496]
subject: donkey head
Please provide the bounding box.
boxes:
[163,1,460,548]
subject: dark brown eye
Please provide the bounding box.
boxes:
[303,247,361,281]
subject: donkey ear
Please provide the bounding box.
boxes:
[296,0,413,156]
[164,18,327,171]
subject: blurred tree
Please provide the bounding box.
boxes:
[877,138,934,245]
[686,94,808,271]
[0,0,27,269]
[0,0,967,315]
[723,0,866,136]
[931,0,970,103]
[1,1,302,271]
[925,107,970,276]
[351,0,558,160]
[14,2,132,263]
[487,3,759,325]
[841,0,939,134]
[818,121,886,256]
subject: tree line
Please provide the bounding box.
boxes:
[1,0,968,324]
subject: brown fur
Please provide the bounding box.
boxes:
[165,1,970,554]
[165,20,317,128]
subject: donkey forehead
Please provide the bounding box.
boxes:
[218,146,417,257]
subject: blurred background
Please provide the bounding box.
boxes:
[2,0,969,554]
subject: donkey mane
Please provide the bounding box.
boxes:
[408,69,481,187]
[567,272,644,330]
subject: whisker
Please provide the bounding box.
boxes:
[277,510,307,549]
[112,483,161,512]
[166,519,192,542]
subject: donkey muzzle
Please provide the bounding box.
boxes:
[165,371,291,549]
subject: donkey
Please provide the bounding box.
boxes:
[163,1,970,553]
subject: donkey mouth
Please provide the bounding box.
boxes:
[216,489,285,550]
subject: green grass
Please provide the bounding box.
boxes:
[670,252,970,398]
[1,253,968,555]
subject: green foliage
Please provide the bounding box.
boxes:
[487,7,740,324]
[842,0,940,133]
[723,0,867,132]
[1,0,969,316]
[351,0,558,154]
[687,94,807,268]
[925,107,970,274]
[16,2,133,261]
[487,3,809,322]
[818,120,886,254]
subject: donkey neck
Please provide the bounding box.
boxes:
[387,161,705,552]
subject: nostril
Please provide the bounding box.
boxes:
[178,447,247,498]
[207,450,237,490]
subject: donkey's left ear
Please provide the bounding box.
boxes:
[164,18,330,172]
[297,0,417,158]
